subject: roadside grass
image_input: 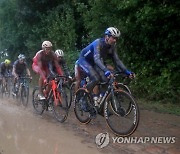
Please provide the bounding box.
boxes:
[138,99,180,116]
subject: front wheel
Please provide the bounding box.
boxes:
[32,86,45,115]
[51,84,68,123]
[104,89,139,137]
[21,86,29,107]
[68,82,75,109]
[74,88,92,124]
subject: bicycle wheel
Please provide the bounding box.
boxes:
[116,83,133,115]
[5,78,11,97]
[74,88,91,124]
[68,82,75,109]
[51,83,68,123]
[32,86,45,115]
[0,83,4,98]
[104,89,139,136]
[21,86,29,107]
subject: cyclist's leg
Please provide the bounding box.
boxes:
[33,63,48,100]
[78,58,99,92]
[74,61,81,92]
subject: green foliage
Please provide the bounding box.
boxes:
[0,0,179,103]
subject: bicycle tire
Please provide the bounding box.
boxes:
[74,88,91,124]
[0,83,4,98]
[21,86,29,107]
[115,83,133,115]
[68,82,75,109]
[104,89,139,137]
[32,86,45,115]
[6,78,11,98]
[51,82,68,123]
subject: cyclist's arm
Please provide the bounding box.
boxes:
[12,63,18,78]
[61,59,70,77]
[54,56,63,76]
[93,41,109,72]
[112,49,127,73]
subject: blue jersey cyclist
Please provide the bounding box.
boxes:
[76,27,135,103]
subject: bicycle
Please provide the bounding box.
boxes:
[32,75,69,123]
[12,76,31,106]
[0,73,12,98]
[74,72,140,136]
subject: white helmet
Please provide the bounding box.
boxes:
[42,41,52,48]
[55,49,64,57]
[105,27,121,38]
[18,54,26,60]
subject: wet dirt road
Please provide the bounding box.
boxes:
[0,96,179,154]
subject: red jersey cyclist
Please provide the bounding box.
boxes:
[32,41,63,100]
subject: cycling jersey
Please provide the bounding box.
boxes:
[79,37,127,73]
[0,62,12,76]
[32,50,63,80]
[13,60,27,76]
[53,57,70,77]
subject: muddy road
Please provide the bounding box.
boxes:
[0,95,179,154]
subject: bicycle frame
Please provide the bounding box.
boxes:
[44,76,66,107]
[51,79,62,106]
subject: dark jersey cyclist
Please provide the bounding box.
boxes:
[12,54,31,95]
[54,49,72,79]
[0,59,12,76]
[32,41,63,100]
[0,59,13,84]
[76,27,135,103]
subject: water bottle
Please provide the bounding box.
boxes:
[98,92,104,103]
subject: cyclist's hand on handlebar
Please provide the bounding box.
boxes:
[130,73,135,79]
[125,70,135,79]
[15,75,19,80]
[44,78,48,84]
[105,70,113,79]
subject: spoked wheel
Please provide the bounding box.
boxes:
[116,83,132,115]
[0,83,5,98]
[104,89,139,137]
[21,86,29,107]
[5,81,11,98]
[52,84,68,123]
[68,82,75,109]
[32,87,45,115]
[74,88,92,124]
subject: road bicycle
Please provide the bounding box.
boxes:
[74,72,140,136]
[12,76,31,106]
[32,75,69,123]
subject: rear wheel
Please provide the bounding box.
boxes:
[104,89,139,136]
[32,87,45,115]
[74,88,91,124]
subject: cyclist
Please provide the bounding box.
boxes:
[12,54,32,96]
[54,49,72,80]
[76,27,135,108]
[32,41,63,100]
[0,59,13,85]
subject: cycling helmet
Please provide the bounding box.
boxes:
[18,54,26,60]
[42,41,52,48]
[105,27,121,38]
[4,59,11,65]
[55,49,64,57]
